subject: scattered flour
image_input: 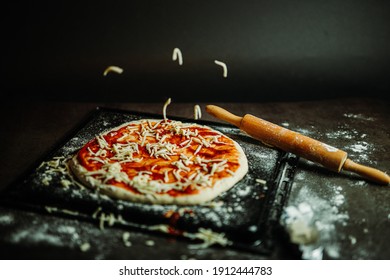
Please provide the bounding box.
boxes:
[236,185,251,197]
[57,225,80,241]
[80,242,91,252]
[0,214,14,225]
[283,203,318,245]
[343,113,375,121]
[348,142,369,153]
[145,240,155,247]
[345,141,374,163]
[10,223,64,246]
[333,194,345,207]
[281,122,290,127]
[281,184,349,260]
[348,235,357,245]
[122,232,132,247]
[295,127,315,136]
[248,225,258,232]
[325,128,359,140]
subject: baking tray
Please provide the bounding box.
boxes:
[0,107,298,255]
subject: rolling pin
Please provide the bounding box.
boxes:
[206,105,390,185]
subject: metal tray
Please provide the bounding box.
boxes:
[0,107,298,255]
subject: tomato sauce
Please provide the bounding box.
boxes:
[76,120,242,197]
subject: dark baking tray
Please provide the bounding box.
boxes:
[0,107,298,255]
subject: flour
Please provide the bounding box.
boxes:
[57,225,80,241]
[295,127,315,136]
[348,142,369,153]
[325,128,359,140]
[333,194,345,207]
[281,184,349,259]
[281,122,290,127]
[10,223,64,246]
[345,141,374,163]
[145,240,155,246]
[348,235,357,245]
[248,225,258,232]
[0,214,14,225]
[57,225,77,234]
[343,113,375,122]
[80,242,91,252]
[236,185,251,197]
[324,122,374,165]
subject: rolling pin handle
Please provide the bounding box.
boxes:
[342,159,390,185]
[205,105,242,128]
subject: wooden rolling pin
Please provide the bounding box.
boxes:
[206,105,390,185]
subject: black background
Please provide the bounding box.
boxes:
[3,0,390,102]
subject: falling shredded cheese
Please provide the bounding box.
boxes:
[163,98,171,121]
[103,65,123,76]
[214,60,228,78]
[194,105,202,120]
[172,48,183,65]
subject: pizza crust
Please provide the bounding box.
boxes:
[69,119,248,205]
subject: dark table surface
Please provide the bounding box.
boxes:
[0,97,389,260]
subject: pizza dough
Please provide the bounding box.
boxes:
[69,119,248,205]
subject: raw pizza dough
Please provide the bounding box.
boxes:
[69,119,248,205]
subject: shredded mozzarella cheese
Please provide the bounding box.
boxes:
[172,48,183,65]
[194,105,202,120]
[103,65,123,76]
[255,178,267,185]
[163,98,171,121]
[78,116,239,196]
[214,60,228,78]
[185,228,231,249]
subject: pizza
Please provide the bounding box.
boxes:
[69,118,248,205]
